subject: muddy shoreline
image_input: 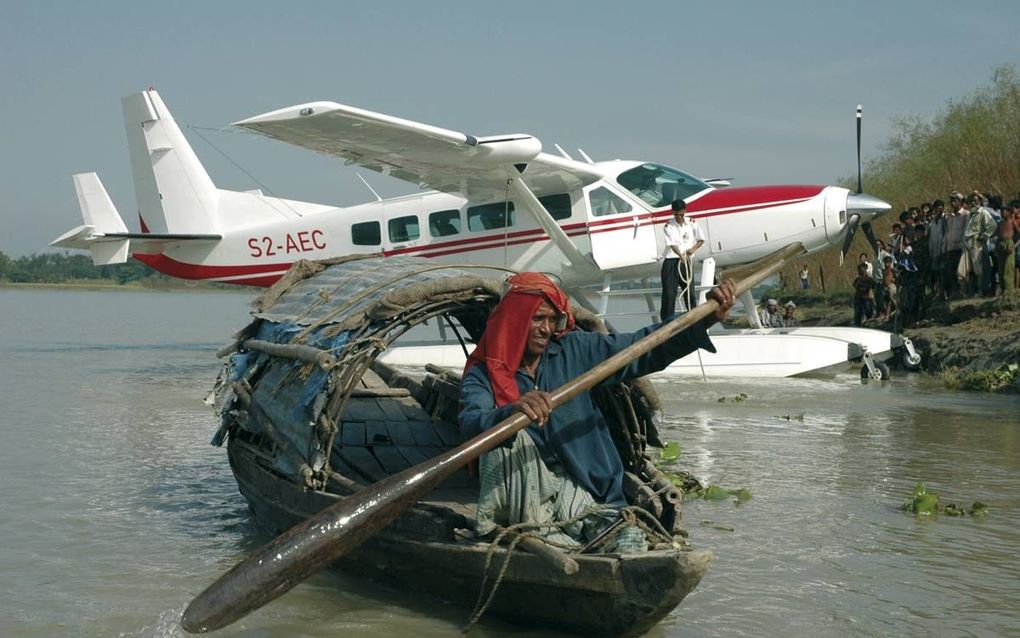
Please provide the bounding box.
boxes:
[788,290,1020,393]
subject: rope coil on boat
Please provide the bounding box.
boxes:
[463,505,681,633]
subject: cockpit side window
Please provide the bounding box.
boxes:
[616,163,709,208]
[588,187,633,217]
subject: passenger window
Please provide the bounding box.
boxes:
[351,221,381,246]
[428,209,461,237]
[467,202,516,231]
[388,215,420,243]
[538,193,572,221]
[588,187,633,217]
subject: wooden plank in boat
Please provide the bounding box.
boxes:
[365,420,391,445]
[331,455,362,482]
[396,446,432,466]
[376,398,408,422]
[398,401,432,421]
[420,445,447,458]
[338,446,388,483]
[385,422,417,447]
[360,368,387,388]
[373,445,412,474]
[408,421,443,447]
[340,421,366,447]
[342,398,386,422]
[422,489,477,521]
[432,420,462,446]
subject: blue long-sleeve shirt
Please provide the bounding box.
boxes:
[458,315,716,507]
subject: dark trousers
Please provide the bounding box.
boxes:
[943,249,962,296]
[660,258,693,321]
[853,298,874,326]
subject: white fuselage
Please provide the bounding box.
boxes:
[135,161,846,289]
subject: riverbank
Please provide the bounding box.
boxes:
[0,280,255,293]
[905,292,1020,392]
[767,289,1020,393]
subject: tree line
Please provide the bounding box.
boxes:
[0,250,158,284]
[779,64,1020,292]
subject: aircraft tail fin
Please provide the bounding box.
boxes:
[52,172,220,265]
[122,88,220,235]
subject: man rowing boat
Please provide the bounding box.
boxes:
[458,272,735,551]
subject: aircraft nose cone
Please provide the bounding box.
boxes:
[846,192,891,218]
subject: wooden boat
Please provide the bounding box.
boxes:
[211,255,713,636]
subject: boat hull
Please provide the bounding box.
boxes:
[228,436,713,637]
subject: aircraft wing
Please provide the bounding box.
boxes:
[233,101,603,200]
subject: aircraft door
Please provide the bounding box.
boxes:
[585,185,658,270]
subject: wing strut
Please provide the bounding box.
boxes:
[502,169,593,273]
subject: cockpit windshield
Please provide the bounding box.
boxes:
[616,163,710,208]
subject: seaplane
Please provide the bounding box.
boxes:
[52,88,919,378]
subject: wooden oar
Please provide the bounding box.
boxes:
[181,242,804,634]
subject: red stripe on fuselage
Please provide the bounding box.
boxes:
[689,185,825,212]
[134,253,292,283]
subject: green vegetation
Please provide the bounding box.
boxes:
[939,363,1020,393]
[0,250,251,290]
[777,65,1020,294]
[900,482,988,517]
[659,441,682,463]
[0,250,154,285]
[657,441,753,506]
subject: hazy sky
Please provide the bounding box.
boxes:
[2,0,1018,256]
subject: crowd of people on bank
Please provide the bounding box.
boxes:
[851,191,1020,326]
[656,191,1020,331]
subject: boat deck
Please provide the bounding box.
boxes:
[332,364,479,522]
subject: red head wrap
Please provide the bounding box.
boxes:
[464,272,574,406]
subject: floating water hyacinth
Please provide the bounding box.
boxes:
[900,482,989,518]
[659,441,682,463]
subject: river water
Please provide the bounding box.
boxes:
[1,288,1017,638]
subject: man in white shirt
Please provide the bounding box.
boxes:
[759,298,783,327]
[659,198,705,320]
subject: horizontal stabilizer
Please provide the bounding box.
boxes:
[52,172,221,265]
[91,239,130,265]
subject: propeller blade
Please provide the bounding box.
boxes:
[856,105,863,194]
[840,212,861,264]
[861,221,879,255]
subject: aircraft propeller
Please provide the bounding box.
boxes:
[840,105,882,263]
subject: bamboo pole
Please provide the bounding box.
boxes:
[241,339,335,371]
[181,242,804,634]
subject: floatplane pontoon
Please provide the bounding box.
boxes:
[382,258,921,379]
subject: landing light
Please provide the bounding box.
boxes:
[300,107,314,116]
